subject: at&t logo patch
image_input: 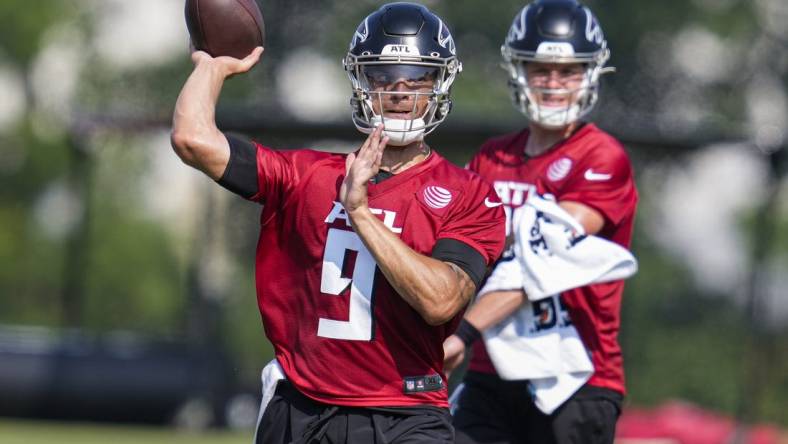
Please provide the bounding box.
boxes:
[423,186,453,209]
[417,184,458,216]
[546,157,573,181]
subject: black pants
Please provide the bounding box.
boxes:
[256,381,454,444]
[452,371,622,444]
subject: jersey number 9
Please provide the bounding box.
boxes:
[318,228,377,341]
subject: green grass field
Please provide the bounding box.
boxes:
[0,418,251,444]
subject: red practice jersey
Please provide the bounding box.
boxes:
[467,123,638,395]
[250,144,505,407]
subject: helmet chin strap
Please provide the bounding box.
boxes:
[523,85,585,128]
[527,102,581,128]
[370,115,426,146]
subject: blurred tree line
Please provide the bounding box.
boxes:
[0,0,786,428]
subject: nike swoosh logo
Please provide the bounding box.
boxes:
[484,198,503,208]
[584,169,612,181]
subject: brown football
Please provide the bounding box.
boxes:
[185,0,265,59]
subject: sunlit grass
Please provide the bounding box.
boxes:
[0,418,251,444]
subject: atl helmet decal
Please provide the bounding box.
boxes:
[423,186,453,209]
[506,5,530,44]
[583,8,605,46]
[349,17,370,50]
[546,157,573,181]
[437,19,456,55]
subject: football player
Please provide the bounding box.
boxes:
[443,1,638,443]
[171,3,505,443]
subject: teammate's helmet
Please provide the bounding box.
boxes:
[502,0,613,128]
[345,3,462,146]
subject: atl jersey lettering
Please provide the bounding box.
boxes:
[250,144,505,407]
[467,123,638,395]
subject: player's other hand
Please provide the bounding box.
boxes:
[191,45,263,78]
[340,124,389,213]
[442,334,466,377]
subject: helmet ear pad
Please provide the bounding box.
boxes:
[437,98,452,121]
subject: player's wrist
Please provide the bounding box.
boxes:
[344,202,371,219]
[454,319,482,347]
[194,57,234,79]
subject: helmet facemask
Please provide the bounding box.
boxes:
[345,54,461,146]
[502,46,612,128]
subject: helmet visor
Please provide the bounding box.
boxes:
[360,64,440,92]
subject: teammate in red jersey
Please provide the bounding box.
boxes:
[443,1,638,443]
[171,3,504,443]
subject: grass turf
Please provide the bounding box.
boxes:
[0,418,251,444]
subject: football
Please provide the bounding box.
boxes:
[185,0,265,59]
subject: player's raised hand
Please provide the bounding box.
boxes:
[191,45,264,78]
[340,125,389,213]
[442,335,466,377]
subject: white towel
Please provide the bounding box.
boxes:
[481,194,637,301]
[478,194,637,414]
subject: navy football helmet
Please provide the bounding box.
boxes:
[502,0,614,127]
[345,3,462,145]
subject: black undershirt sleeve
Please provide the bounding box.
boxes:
[217,133,258,199]
[431,238,487,290]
